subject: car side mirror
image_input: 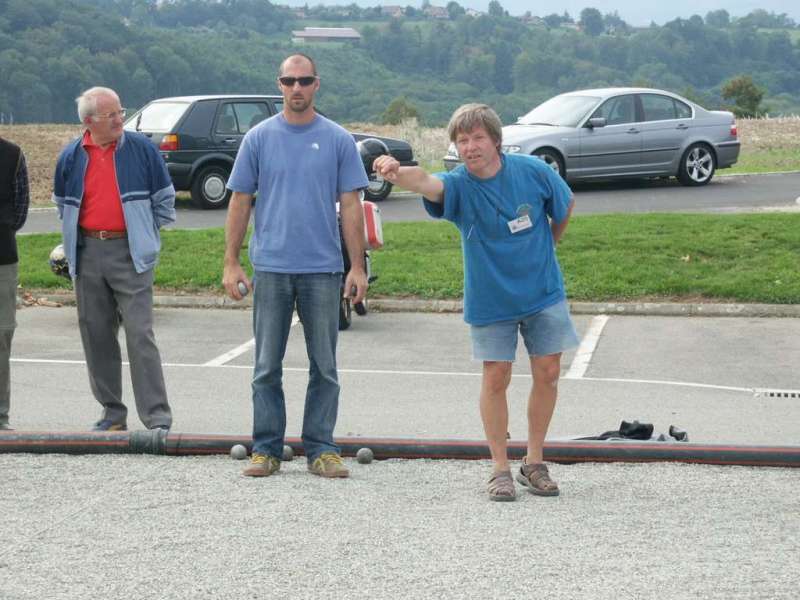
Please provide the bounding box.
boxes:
[587,117,606,129]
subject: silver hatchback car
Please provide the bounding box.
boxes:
[444,88,740,186]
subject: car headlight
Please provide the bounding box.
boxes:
[502,145,521,153]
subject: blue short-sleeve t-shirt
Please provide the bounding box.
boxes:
[423,153,573,325]
[227,113,369,273]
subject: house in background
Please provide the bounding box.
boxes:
[291,27,362,43]
[381,5,405,18]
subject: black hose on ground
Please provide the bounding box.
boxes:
[1,431,798,468]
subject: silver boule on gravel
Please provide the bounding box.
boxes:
[230,444,248,460]
[356,447,374,464]
[282,444,294,461]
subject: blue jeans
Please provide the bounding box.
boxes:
[251,271,342,461]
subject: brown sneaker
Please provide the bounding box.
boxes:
[243,453,280,477]
[308,452,350,478]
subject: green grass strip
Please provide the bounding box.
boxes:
[17,212,800,303]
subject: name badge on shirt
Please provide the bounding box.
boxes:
[507,214,532,234]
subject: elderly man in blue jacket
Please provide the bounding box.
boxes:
[53,86,176,432]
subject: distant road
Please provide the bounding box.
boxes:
[20,172,800,234]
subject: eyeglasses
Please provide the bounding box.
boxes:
[278,76,317,87]
[93,109,127,120]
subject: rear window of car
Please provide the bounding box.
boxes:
[641,94,692,121]
[675,99,692,119]
[125,101,190,132]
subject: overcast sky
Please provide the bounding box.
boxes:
[290,1,799,26]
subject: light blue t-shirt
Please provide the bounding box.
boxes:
[423,153,573,325]
[227,113,369,273]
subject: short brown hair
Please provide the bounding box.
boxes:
[446,103,503,149]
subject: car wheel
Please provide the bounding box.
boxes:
[677,144,716,186]
[533,148,565,178]
[338,296,352,331]
[191,165,232,209]
[364,177,393,202]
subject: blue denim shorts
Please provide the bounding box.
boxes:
[470,300,580,362]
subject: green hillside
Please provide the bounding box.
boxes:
[1,0,799,125]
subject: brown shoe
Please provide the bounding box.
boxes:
[308,452,350,478]
[516,459,559,496]
[243,453,280,477]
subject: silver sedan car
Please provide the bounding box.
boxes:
[444,87,740,186]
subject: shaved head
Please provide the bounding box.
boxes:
[279,53,317,77]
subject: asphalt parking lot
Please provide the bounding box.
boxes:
[2,305,798,599]
[7,305,799,444]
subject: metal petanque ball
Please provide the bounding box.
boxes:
[282,444,294,461]
[230,444,248,460]
[237,281,249,297]
[356,447,374,464]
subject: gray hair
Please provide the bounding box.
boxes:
[446,103,503,149]
[76,87,119,122]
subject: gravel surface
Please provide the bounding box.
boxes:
[1,454,797,600]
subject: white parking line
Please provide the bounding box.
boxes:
[202,314,300,367]
[203,339,255,367]
[564,314,610,380]
[9,357,755,394]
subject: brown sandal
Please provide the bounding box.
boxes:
[487,470,516,502]
[516,460,560,496]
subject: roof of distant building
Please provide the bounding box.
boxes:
[291,27,362,39]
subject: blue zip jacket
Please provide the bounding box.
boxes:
[52,131,176,277]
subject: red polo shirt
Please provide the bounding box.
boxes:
[79,130,126,231]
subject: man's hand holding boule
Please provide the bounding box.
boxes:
[344,267,368,304]
[373,155,400,183]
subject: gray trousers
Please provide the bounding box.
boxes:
[75,237,171,429]
[0,262,16,427]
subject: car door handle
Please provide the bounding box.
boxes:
[676,124,689,130]
[627,128,640,134]
[222,138,238,144]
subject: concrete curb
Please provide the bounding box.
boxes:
[23,291,800,317]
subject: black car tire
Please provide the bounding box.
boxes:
[339,296,352,331]
[364,177,393,202]
[677,143,716,186]
[191,165,232,209]
[533,148,566,179]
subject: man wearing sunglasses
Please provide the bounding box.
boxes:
[374,103,578,502]
[53,87,176,432]
[223,54,369,479]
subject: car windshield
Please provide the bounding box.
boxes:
[124,102,190,132]
[517,95,600,128]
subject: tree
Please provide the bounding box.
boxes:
[487,0,504,18]
[492,42,514,93]
[722,75,765,117]
[603,11,630,34]
[381,96,419,124]
[446,1,464,20]
[579,8,604,37]
[543,13,564,28]
[705,9,730,28]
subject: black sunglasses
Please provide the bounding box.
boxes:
[278,76,317,87]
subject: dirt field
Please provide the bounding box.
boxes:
[1,117,798,207]
[0,124,82,207]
